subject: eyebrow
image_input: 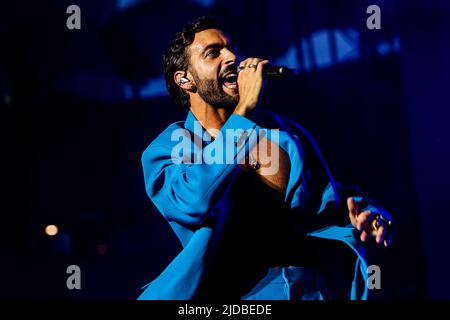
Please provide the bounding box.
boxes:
[201,42,238,56]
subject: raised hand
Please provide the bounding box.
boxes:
[348,197,393,247]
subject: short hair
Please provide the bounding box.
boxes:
[163,16,221,109]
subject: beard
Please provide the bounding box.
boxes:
[191,72,239,110]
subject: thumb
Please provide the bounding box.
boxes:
[347,197,359,218]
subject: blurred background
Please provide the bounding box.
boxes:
[0,0,448,299]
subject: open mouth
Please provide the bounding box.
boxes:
[221,73,238,90]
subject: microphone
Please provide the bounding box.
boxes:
[264,66,298,79]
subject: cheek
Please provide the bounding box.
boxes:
[195,62,218,80]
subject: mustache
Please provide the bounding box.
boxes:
[219,64,238,78]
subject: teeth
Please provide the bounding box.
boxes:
[224,84,237,89]
[223,73,238,80]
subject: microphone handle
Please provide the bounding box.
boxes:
[264,66,299,79]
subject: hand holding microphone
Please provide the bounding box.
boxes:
[233,58,269,116]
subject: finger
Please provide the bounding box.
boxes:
[347,197,359,218]
[355,210,375,231]
[384,234,393,247]
[251,58,264,64]
[382,223,393,247]
[239,57,254,69]
[238,58,262,74]
[360,230,369,242]
[256,60,269,79]
[256,60,270,71]
[248,58,264,71]
[376,225,386,244]
[238,58,249,68]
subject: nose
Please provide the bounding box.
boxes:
[223,48,237,66]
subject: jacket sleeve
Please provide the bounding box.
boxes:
[279,113,391,226]
[142,114,258,225]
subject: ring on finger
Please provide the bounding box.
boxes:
[371,216,380,231]
[248,63,258,69]
[238,65,246,71]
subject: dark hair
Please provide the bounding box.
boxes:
[163,16,221,109]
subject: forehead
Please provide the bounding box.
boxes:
[189,28,233,56]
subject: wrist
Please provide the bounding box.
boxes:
[233,104,248,117]
[233,101,257,117]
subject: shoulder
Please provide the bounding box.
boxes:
[251,109,323,155]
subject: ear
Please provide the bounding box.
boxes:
[174,71,196,92]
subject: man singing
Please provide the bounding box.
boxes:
[138,16,392,300]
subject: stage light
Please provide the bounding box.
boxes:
[45,224,58,236]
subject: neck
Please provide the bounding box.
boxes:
[190,102,233,138]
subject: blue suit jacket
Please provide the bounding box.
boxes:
[138,110,376,300]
